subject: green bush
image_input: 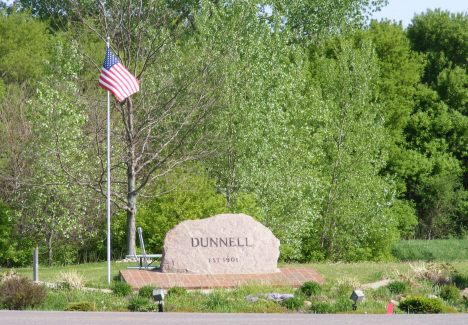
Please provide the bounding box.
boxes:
[128,297,150,311]
[386,281,409,294]
[138,285,157,299]
[439,285,460,301]
[452,274,468,289]
[0,275,48,310]
[167,286,187,297]
[398,296,444,314]
[310,302,333,314]
[300,281,322,296]
[281,297,303,310]
[112,281,133,297]
[63,301,96,311]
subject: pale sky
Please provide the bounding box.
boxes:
[371,0,468,28]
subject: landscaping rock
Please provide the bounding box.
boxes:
[160,213,280,274]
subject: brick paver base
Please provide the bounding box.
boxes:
[120,268,324,290]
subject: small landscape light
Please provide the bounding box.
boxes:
[350,289,364,310]
[153,288,165,312]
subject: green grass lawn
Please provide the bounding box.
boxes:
[1,261,136,289]
[4,259,468,289]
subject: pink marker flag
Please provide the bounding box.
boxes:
[387,302,394,314]
[99,48,139,101]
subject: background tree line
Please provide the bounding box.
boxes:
[1,0,468,266]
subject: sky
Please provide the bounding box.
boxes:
[371,0,468,28]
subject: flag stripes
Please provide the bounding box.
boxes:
[99,48,139,102]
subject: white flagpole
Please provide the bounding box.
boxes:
[106,37,112,284]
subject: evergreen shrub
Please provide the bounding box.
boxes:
[439,285,460,301]
[398,296,444,313]
[0,275,47,310]
[300,281,322,296]
[63,301,96,311]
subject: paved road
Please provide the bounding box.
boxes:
[1,311,467,325]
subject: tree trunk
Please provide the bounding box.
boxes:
[126,165,137,255]
[125,98,137,256]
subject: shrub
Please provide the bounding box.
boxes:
[310,302,333,314]
[0,275,47,310]
[167,286,187,297]
[138,285,157,299]
[63,301,96,311]
[398,296,444,314]
[300,281,322,296]
[386,281,409,294]
[439,285,460,301]
[112,281,133,297]
[281,297,303,310]
[128,297,150,311]
[452,274,468,289]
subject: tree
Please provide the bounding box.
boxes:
[270,0,388,42]
[0,8,50,88]
[27,0,289,256]
[308,38,396,260]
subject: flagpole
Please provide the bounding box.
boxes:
[106,36,112,284]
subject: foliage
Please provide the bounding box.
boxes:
[112,282,133,297]
[281,297,303,310]
[132,168,227,254]
[56,270,85,290]
[398,296,444,314]
[439,285,460,301]
[138,285,156,299]
[391,240,468,262]
[309,301,333,313]
[167,286,187,297]
[300,281,322,296]
[452,274,468,290]
[63,301,95,311]
[0,8,50,86]
[307,36,396,261]
[0,275,48,310]
[386,281,409,294]
[128,297,151,312]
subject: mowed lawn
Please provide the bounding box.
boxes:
[4,260,468,289]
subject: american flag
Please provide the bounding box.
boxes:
[99,48,139,101]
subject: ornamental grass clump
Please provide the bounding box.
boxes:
[167,286,187,297]
[112,281,133,297]
[56,270,85,290]
[0,275,48,310]
[138,285,157,299]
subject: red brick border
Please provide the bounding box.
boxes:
[120,267,324,290]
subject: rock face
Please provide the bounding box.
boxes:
[160,213,280,274]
